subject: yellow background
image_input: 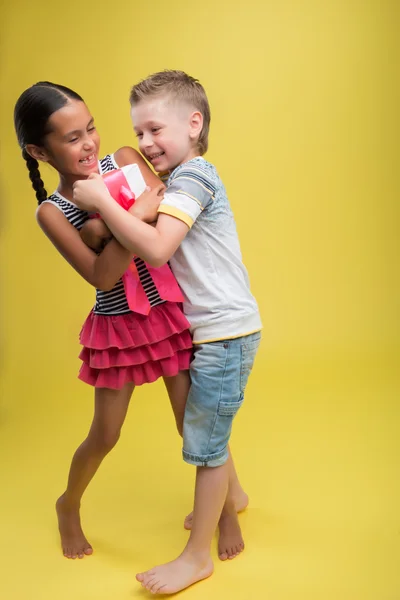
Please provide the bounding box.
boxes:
[0,1,399,599]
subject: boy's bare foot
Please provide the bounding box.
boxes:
[218,509,244,560]
[183,490,249,530]
[56,494,93,559]
[136,552,213,595]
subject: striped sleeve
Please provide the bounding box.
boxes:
[158,165,215,228]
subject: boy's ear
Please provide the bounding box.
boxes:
[189,111,203,140]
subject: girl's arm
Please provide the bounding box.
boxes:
[114,146,163,189]
[38,146,162,290]
[80,218,113,252]
[36,202,134,291]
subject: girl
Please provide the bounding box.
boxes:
[14,82,192,560]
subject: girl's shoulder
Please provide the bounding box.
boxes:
[100,148,144,174]
[111,146,162,188]
[113,146,143,168]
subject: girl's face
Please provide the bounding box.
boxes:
[40,100,100,179]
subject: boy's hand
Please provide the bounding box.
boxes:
[130,184,165,223]
[80,219,113,252]
[73,173,111,212]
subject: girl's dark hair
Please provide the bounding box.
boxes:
[14,82,84,204]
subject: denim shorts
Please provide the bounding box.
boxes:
[182,331,261,467]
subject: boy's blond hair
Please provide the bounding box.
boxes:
[129,70,211,155]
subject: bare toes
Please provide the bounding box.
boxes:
[142,572,157,588]
[149,579,162,594]
[145,577,157,590]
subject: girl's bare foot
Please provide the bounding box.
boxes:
[183,490,249,530]
[56,494,93,559]
[136,551,213,595]
[218,509,244,560]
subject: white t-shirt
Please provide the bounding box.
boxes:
[158,157,262,344]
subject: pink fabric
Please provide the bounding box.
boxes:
[122,261,152,315]
[78,302,192,389]
[122,261,185,316]
[89,171,135,219]
[103,169,136,209]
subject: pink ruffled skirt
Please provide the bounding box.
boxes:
[78,302,193,389]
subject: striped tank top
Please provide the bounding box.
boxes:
[43,154,165,315]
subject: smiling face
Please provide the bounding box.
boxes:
[131,95,203,172]
[45,100,100,177]
[28,99,100,181]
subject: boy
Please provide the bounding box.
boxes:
[73,70,262,594]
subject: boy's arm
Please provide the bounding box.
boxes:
[73,165,214,265]
[96,200,189,266]
[73,175,182,266]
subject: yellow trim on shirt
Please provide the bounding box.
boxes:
[157,205,194,228]
[193,329,262,345]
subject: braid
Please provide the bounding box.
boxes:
[22,148,47,204]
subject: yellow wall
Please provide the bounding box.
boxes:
[0,2,399,599]
[1,1,398,372]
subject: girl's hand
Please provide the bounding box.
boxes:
[73,173,111,212]
[130,184,165,223]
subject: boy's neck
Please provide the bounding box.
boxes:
[168,151,202,174]
[184,149,201,164]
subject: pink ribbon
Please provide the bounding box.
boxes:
[102,169,136,210]
[123,260,185,315]
[89,170,135,219]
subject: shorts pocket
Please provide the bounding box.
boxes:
[240,337,261,392]
[217,393,244,417]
